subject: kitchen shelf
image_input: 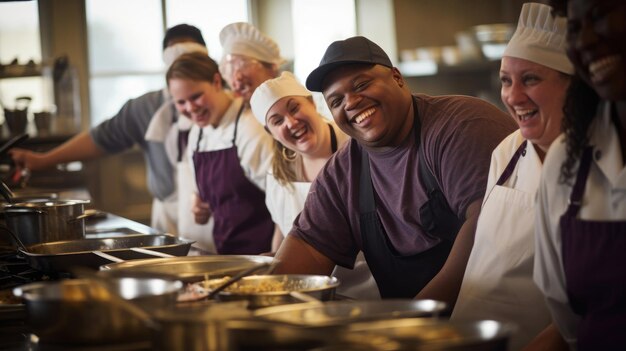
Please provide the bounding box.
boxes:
[399,59,500,77]
[0,63,43,79]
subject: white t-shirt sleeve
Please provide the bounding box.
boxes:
[235,109,274,191]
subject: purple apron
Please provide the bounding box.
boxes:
[192,105,273,254]
[560,146,626,350]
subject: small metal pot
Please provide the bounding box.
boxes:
[13,277,183,345]
[3,199,90,246]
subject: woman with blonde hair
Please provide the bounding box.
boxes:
[251,72,379,299]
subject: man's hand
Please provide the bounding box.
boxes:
[9,148,49,171]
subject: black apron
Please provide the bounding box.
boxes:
[560,146,626,350]
[358,97,458,298]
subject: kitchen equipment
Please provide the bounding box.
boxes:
[3,96,31,136]
[150,301,251,351]
[253,299,447,328]
[33,111,53,135]
[100,255,273,283]
[471,23,515,60]
[18,234,194,272]
[2,199,90,246]
[204,274,339,309]
[0,132,28,158]
[13,277,183,345]
[345,318,515,351]
[207,262,275,299]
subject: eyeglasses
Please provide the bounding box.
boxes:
[219,55,264,78]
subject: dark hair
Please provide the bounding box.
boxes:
[548,0,568,17]
[166,52,221,85]
[558,76,601,184]
[163,24,206,50]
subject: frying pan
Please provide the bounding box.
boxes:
[10,233,194,272]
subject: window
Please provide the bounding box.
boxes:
[85,0,249,126]
[0,1,46,130]
[291,0,356,119]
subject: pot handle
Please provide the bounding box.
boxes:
[67,211,100,223]
[3,208,45,215]
[92,250,125,263]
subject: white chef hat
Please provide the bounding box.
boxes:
[250,71,312,126]
[219,22,285,66]
[162,42,208,69]
[503,2,574,74]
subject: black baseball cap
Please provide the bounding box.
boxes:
[162,24,206,50]
[305,36,393,92]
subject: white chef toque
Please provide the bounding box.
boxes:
[162,42,208,69]
[250,72,311,126]
[503,2,574,74]
[219,22,285,66]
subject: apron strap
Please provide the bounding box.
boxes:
[359,148,376,213]
[329,123,338,153]
[566,146,594,217]
[195,128,203,152]
[231,102,246,145]
[496,140,528,186]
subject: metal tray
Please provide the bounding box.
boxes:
[100,255,273,283]
[20,234,194,272]
[253,299,447,327]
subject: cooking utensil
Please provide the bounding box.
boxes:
[3,199,90,245]
[4,96,31,136]
[100,255,273,283]
[0,224,28,251]
[13,277,182,345]
[346,318,515,351]
[207,261,275,299]
[204,274,340,309]
[254,299,447,328]
[0,181,14,204]
[0,133,28,158]
[19,234,194,272]
[150,301,251,351]
[130,247,175,258]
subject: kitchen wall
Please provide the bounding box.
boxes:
[34,0,540,225]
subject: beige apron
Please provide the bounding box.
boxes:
[452,140,551,351]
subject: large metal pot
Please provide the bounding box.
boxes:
[13,277,183,345]
[3,199,90,246]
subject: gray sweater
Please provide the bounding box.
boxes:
[90,89,175,201]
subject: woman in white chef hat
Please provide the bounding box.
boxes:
[450,3,573,350]
[250,71,379,300]
[218,22,285,104]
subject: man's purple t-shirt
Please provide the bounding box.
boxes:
[290,94,517,269]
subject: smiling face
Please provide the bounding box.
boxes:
[566,0,626,101]
[169,75,227,128]
[321,64,413,148]
[266,96,329,157]
[221,54,277,103]
[500,56,571,151]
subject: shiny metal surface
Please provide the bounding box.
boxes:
[206,274,339,309]
[20,234,194,272]
[100,255,273,283]
[13,278,182,345]
[3,199,90,245]
[346,318,514,351]
[253,299,447,327]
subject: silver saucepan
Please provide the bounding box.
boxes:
[3,199,91,245]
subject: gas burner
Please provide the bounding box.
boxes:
[0,251,69,291]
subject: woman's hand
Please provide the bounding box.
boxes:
[191,193,212,224]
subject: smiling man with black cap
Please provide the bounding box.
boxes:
[273,36,517,301]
